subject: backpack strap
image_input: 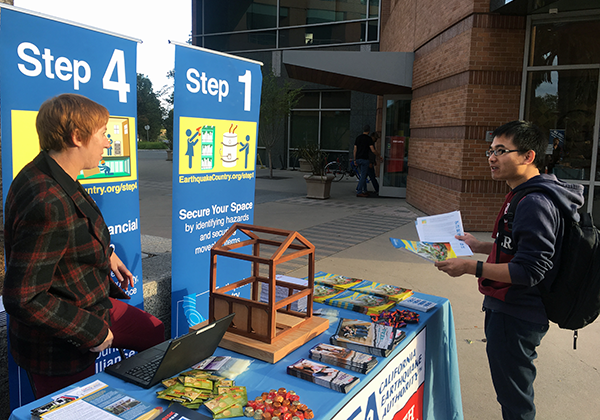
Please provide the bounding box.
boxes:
[496,186,547,262]
[504,186,546,230]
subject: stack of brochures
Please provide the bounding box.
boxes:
[313,284,343,303]
[287,358,360,393]
[321,289,396,315]
[310,272,413,315]
[347,279,413,302]
[309,343,378,374]
[312,272,362,289]
[330,318,406,357]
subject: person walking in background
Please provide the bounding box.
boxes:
[367,131,382,196]
[434,120,584,420]
[3,93,165,398]
[353,124,377,197]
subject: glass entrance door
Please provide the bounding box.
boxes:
[380,95,411,197]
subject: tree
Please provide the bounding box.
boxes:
[137,73,164,142]
[258,70,303,178]
[158,70,175,150]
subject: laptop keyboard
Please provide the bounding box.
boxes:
[125,357,161,383]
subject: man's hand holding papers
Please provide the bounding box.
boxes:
[390,211,472,263]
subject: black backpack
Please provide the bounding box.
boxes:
[503,187,600,348]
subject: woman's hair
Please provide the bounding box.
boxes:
[36,93,109,152]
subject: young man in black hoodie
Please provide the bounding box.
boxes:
[435,120,584,420]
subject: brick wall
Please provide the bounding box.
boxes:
[382,0,526,231]
[380,0,417,52]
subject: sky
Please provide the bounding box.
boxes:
[15,0,192,93]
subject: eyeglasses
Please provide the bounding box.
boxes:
[485,148,520,157]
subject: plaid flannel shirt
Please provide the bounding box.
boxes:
[3,151,127,376]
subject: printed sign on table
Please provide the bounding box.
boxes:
[0,5,142,408]
[331,327,426,420]
[171,42,262,337]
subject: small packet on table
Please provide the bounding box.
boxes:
[213,403,244,419]
[204,393,238,415]
[213,357,253,380]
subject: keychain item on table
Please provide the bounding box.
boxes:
[370,309,420,329]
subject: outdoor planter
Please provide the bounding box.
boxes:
[298,158,312,172]
[304,174,335,199]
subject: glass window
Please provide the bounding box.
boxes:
[320,111,351,150]
[367,19,379,42]
[369,0,379,18]
[290,111,319,149]
[321,91,351,109]
[296,92,320,109]
[593,186,600,227]
[279,22,363,48]
[524,69,599,180]
[203,31,277,52]
[202,0,277,34]
[383,99,411,189]
[530,19,600,67]
[290,91,352,152]
[279,0,366,27]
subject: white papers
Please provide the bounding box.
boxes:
[260,274,308,312]
[415,211,473,256]
[192,355,231,370]
[38,399,112,420]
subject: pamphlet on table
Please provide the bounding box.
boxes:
[330,318,405,357]
[397,296,437,312]
[31,380,162,420]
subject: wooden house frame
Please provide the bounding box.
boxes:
[209,223,315,345]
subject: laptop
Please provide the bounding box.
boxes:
[105,313,234,388]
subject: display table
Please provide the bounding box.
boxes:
[9,292,463,420]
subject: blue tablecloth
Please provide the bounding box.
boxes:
[9,293,463,420]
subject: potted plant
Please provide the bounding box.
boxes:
[294,143,334,199]
[165,138,173,161]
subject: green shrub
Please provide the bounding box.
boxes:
[137,141,169,150]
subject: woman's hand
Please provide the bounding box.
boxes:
[110,251,134,289]
[90,329,114,352]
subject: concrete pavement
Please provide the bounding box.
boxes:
[138,150,600,419]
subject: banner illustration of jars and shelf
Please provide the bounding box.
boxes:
[0,5,143,409]
[179,117,256,173]
[171,42,263,337]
